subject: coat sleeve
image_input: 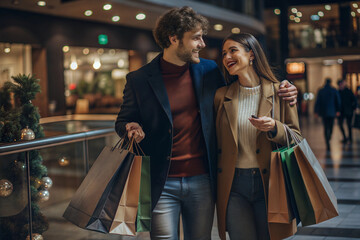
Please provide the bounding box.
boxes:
[115,74,141,137]
[267,87,302,146]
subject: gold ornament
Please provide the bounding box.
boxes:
[38,190,50,202]
[41,177,53,189]
[31,177,42,189]
[26,233,44,240]
[58,156,70,167]
[0,179,13,197]
[20,126,35,140]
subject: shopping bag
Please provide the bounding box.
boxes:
[294,139,339,223]
[63,139,134,233]
[136,155,152,232]
[268,151,293,223]
[110,155,142,235]
[281,145,316,226]
[353,113,360,129]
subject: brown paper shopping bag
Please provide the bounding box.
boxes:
[268,151,293,223]
[294,139,338,224]
[109,155,142,235]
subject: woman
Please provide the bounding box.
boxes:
[214,33,301,240]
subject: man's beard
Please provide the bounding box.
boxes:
[176,41,200,64]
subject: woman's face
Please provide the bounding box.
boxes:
[222,39,252,76]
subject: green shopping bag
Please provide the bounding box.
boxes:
[281,147,316,226]
[136,155,151,232]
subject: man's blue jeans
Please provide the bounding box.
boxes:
[150,174,214,240]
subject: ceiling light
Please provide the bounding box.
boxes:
[318,11,324,17]
[37,1,46,7]
[70,56,78,70]
[351,11,356,17]
[112,16,120,22]
[325,5,331,11]
[294,17,301,23]
[353,3,358,8]
[84,10,92,16]
[296,12,302,17]
[97,48,104,55]
[289,15,295,20]
[274,9,281,15]
[291,8,297,13]
[62,46,70,53]
[4,47,11,53]
[337,59,343,64]
[357,9,360,13]
[136,13,146,20]
[214,24,223,31]
[231,27,240,34]
[311,15,320,21]
[103,4,112,11]
[82,48,89,55]
[118,59,125,68]
[93,58,101,70]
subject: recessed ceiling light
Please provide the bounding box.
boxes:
[357,9,360,13]
[112,16,120,22]
[103,4,112,11]
[84,10,92,16]
[289,15,295,20]
[274,9,281,15]
[311,15,320,21]
[37,1,46,7]
[294,17,301,23]
[62,46,70,53]
[291,8,297,13]
[296,12,302,17]
[82,48,89,55]
[231,27,240,34]
[4,47,11,53]
[351,11,356,17]
[325,5,331,11]
[136,13,146,20]
[353,3,358,8]
[318,11,324,17]
[214,24,223,31]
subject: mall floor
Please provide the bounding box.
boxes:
[42,116,360,240]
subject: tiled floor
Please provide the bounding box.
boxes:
[40,117,360,239]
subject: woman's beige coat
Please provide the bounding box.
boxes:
[214,78,301,240]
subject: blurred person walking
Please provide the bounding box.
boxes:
[337,79,357,143]
[314,78,341,150]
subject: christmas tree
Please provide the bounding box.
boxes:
[0,74,49,240]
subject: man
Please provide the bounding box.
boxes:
[115,6,297,239]
[315,78,341,151]
[337,79,357,143]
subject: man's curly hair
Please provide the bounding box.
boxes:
[153,6,209,49]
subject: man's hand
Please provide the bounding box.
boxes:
[278,80,298,106]
[125,122,145,143]
[249,116,276,132]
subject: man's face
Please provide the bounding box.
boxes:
[175,27,206,64]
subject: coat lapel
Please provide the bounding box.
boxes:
[223,82,240,147]
[146,54,173,125]
[256,79,274,137]
[190,63,204,104]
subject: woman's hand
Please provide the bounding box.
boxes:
[278,80,297,106]
[126,122,145,143]
[249,116,276,132]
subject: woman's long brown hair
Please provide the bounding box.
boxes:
[222,33,279,84]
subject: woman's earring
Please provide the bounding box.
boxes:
[250,59,253,66]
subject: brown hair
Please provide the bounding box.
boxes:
[153,6,209,49]
[222,33,279,84]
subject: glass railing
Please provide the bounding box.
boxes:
[0,115,135,240]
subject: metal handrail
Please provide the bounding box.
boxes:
[0,128,116,156]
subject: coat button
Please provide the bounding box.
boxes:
[218,168,222,173]
[262,169,267,174]
[256,149,260,154]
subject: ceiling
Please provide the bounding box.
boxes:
[0,0,264,39]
